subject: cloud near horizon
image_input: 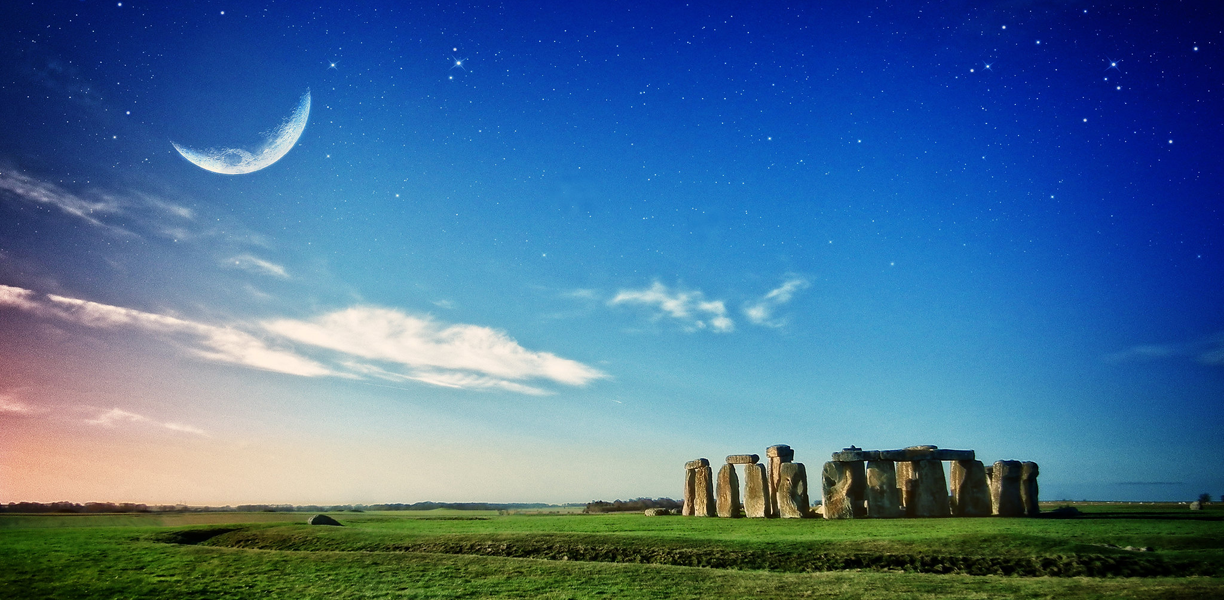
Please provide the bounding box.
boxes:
[86,407,208,436]
[1104,332,1224,367]
[0,284,606,395]
[609,282,734,333]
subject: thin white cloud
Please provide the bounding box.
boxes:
[265,306,608,388]
[0,284,335,378]
[1105,332,1224,367]
[743,276,810,328]
[0,393,35,414]
[86,407,207,436]
[609,281,733,333]
[0,284,605,395]
[0,169,125,230]
[224,254,290,279]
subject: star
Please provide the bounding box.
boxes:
[983,61,994,72]
[1105,57,1121,72]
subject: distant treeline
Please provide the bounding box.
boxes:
[1,501,578,514]
[583,498,680,514]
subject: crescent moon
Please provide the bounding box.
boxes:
[172,90,311,175]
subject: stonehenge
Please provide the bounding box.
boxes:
[820,446,1040,520]
[683,446,809,518]
[684,445,1039,520]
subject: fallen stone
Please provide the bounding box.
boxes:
[717,463,742,518]
[991,460,1024,517]
[307,514,342,526]
[908,460,951,518]
[865,460,902,518]
[1021,462,1040,517]
[685,458,710,470]
[743,463,770,518]
[693,465,716,517]
[776,462,809,518]
[726,454,760,464]
[950,460,991,517]
[644,508,673,516]
[1048,506,1081,518]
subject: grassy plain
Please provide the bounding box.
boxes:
[2,504,1222,599]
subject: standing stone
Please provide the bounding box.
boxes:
[766,445,794,518]
[991,460,1024,517]
[693,465,716,517]
[821,461,859,519]
[865,460,902,518]
[895,461,915,515]
[743,463,770,518]
[1021,462,1040,517]
[776,462,809,518]
[950,460,991,517]
[717,463,742,518]
[908,460,951,517]
[1190,501,1203,511]
[682,460,705,516]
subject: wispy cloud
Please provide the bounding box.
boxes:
[86,407,207,436]
[743,276,809,328]
[0,169,126,231]
[0,284,606,395]
[0,393,36,415]
[609,281,734,333]
[1105,332,1224,367]
[265,306,608,390]
[223,254,289,279]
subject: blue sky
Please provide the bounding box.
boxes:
[0,0,1221,504]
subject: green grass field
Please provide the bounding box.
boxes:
[2,503,1222,599]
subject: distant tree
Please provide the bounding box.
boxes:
[1199,493,1212,505]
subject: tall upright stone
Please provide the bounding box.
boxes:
[717,463,742,518]
[865,460,902,518]
[821,461,861,519]
[896,460,916,515]
[950,460,991,517]
[682,458,708,517]
[682,468,696,516]
[991,460,1024,517]
[766,445,794,518]
[776,462,809,518]
[693,464,716,517]
[908,460,951,517]
[1021,462,1040,517]
[743,463,770,518]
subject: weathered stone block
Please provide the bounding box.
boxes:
[950,460,991,517]
[821,461,861,519]
[991,460,1024,517]
[776,462,809,518]
[896,460,915,514]
[717,463,742,518]
[693,465,716,517]
[1021,462,1040,517]
[685,458,710,470]
[682,467,696,516]
[865,460,902,518]
[644,507,673,516]
[906,460,950,517]
[726,454,760,465]
[766,444,794,459]
[743,463,770,518]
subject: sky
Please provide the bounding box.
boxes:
[0,0,1221,505]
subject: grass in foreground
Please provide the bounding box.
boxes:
[2,504,1222,599]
